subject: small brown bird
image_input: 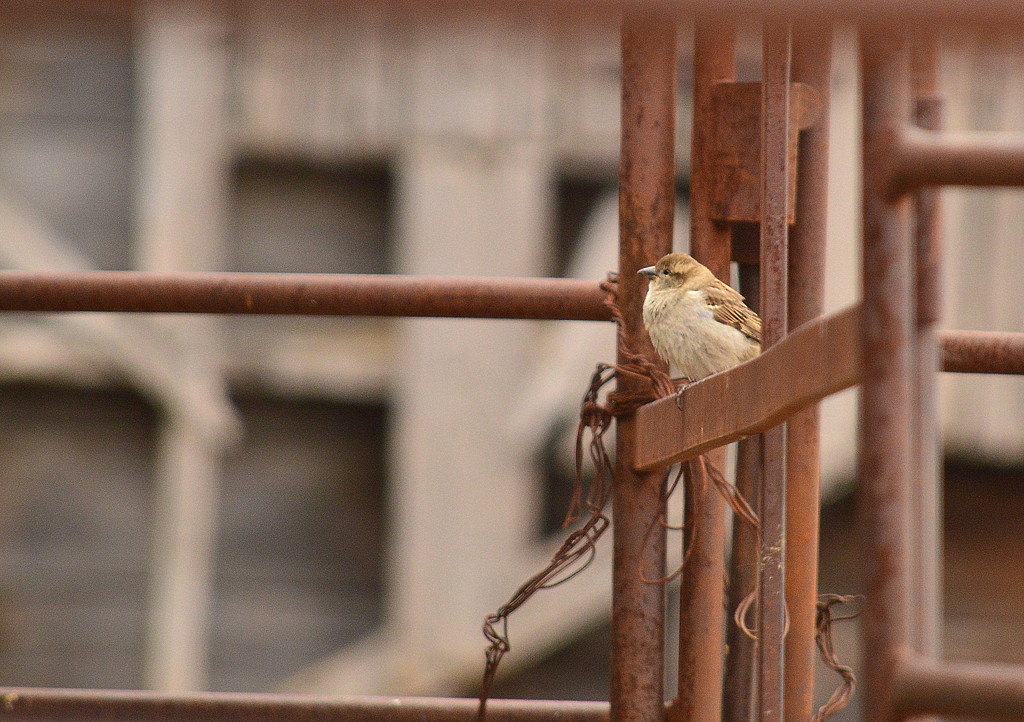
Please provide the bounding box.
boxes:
[638,252,761,380]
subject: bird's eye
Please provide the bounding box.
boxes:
[661,269,671,276]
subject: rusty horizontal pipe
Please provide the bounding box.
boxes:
[14,0,1024,29]
[893,656,1024,721]
[941,330,1024,375]
[0,689,609,721]
[0,273,1018,378]
[0,271,611,321]
[892,126,1024,192]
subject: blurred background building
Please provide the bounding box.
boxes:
[0,3,1021,720]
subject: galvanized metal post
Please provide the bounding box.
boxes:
[784,25,832,722]
[614,11,677,720]
[672,19,735,722]
[859,28,915,722]
[758,21,792,722]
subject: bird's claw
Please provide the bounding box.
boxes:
[673,378,693,410]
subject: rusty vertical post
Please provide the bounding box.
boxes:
[859,29,914,722]
[723,242,761,722]
[615,11,677,720]
[784,25,832,722]
[671,19,735,722]
[911,31,943,678]
[758,21,792,722]
[689,21,736,274]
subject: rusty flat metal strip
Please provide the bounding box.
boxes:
[708,81,821,226]
[758,22,793,722]
[0,689,609,721]
[689,22,737,276]
[859,28,915,722]
[633,305,858,472]
[612,12,676,720]
[784,24,832,722]
[893,656,1024,721]
[631,313,1024,472]
[669,19,734,722]
[0,271,611,321]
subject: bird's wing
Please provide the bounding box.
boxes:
[704,280,762,344]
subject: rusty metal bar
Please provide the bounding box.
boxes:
[670,19,735,722]
[0,269,1014,381]
[723,438,760,722]
[893,657,1024,721]
[723,251,761,722]
[613,11,677,720]
[910,32,943,683]
[675,452,726,722]
[0,271,1017,379]
[0,689,609,721]
[783,24,832,722]
[859,28,915,722]
[0,271,610,321]
[941,330,1024,374]
[758,22,792,722]
[893,127,1024,191]
[13,0,1024,29]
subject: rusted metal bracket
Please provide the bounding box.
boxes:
[632,304,859,473]
[631,311,1024,472]
[708,81,822,226]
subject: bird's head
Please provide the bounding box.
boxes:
[637,253,716,292]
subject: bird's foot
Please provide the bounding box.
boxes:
[673,377,694,410]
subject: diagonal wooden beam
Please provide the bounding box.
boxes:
[632,304,860,472]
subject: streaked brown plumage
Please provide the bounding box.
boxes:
[638,252,761,380]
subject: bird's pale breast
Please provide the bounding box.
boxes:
[643,288,759,380]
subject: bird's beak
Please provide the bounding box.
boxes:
[637,266,657,277]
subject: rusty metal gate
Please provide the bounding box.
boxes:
[3,2,1024,721]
